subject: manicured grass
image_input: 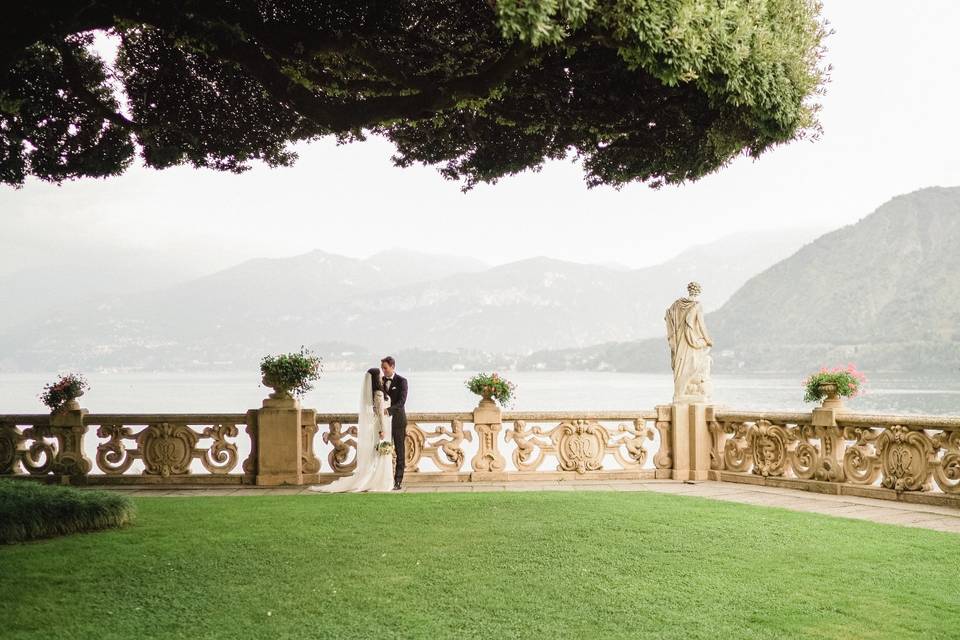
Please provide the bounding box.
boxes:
[1,491,957,639]
[0,480,134,544]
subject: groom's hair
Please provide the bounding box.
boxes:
[381,356,396,367]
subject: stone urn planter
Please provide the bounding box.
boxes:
[480,386,495,403]
[60,393,83,412]
[41,374,89,414]
[817,382,844,410]
[261,374,293,401]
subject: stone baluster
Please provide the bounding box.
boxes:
[470,396,506,480]
[50,400,92,479]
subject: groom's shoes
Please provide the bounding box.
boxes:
[392,483,402,491]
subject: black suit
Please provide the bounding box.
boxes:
[384,374,408,485]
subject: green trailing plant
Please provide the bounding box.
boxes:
[0,480,135,544]
[260,347,323,399]
[803,365,867,403]
[39,373,89,412]
[465,372,516,407]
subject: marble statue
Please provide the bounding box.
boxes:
[665,281,713,403]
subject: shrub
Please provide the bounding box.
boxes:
[803,364,867,403]
[260,347,323,399]
[0,480,135,544]
[465,372,516,407]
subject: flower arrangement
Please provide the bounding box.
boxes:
[259,347,323,399]
[465,372,516,407]
[39,373,89,412]
[803,364,867,403]
[376,440,395,457]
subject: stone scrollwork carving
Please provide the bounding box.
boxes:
[505,420,547,471]
[708,418,726,471]
[300,416,320,475]
[749,420,793,477]
[138,422,198,476]
[91,418,246,477]
[609,419,655,468]
[505,416,659,474]
[96,423,135,474]
[472,422,506,473]
[242,415,258,475]
[201,423,240,474]
[842,426,881,486]
[0,421,18,474]
[722,422,753,473]
[322,421,357,473]
[19,425,58,475]
[934,431,960,494]
[812,425,846,482]
[404,423,426,472]
[408,419,473,473]
[556,420,606,473]
[876,425,934,492]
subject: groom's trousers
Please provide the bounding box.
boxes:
[391,415,407,485]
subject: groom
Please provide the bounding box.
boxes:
[380,356,408,491]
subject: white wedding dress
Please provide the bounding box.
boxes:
[310,372,394,493]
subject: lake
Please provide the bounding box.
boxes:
[2,371,959,415]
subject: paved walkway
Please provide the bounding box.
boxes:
[101,480,960,535]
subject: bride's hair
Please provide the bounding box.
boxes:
[367,367,383,394]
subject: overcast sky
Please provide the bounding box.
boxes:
[2,0,960,278]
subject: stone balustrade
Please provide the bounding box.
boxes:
[2,399,959,507]
[0,403,673,485]
[709,408,960,506]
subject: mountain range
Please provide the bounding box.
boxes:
[0,230,821,371]
[523,186,960,374]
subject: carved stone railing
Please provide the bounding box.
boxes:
[710,408,960,506]
[307,410,671,483]
[0,411,254,484]
[0,405,671,485]
[4,399,959,508]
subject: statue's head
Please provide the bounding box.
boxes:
[687,281,702,297]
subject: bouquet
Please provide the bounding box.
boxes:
[376,440,395,456]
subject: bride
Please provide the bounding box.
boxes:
[310,368,394,493]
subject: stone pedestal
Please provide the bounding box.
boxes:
[49,404,92,479]
[255,397,303,486]
[470,398,507,481]
[811,407,838,428]
[671,403,711,481]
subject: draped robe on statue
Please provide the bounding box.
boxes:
[665,297,713,402]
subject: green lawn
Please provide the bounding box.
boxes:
[2,491,957,640]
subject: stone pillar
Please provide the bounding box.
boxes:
[49,400,92,481]
[470,397,506,481]
[255,396,303,486]
[671,403,711,481]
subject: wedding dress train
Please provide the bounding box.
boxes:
[310,372,394,493]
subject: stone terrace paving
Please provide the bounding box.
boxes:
[82,479,960,535]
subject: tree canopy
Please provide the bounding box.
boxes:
[1,1,827,190]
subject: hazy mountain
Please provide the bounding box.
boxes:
[521,187,960,374]
[0,251,205,331]
[0,230,820,371]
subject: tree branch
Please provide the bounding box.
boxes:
[205,29,533,133]
[54,41,141,132]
